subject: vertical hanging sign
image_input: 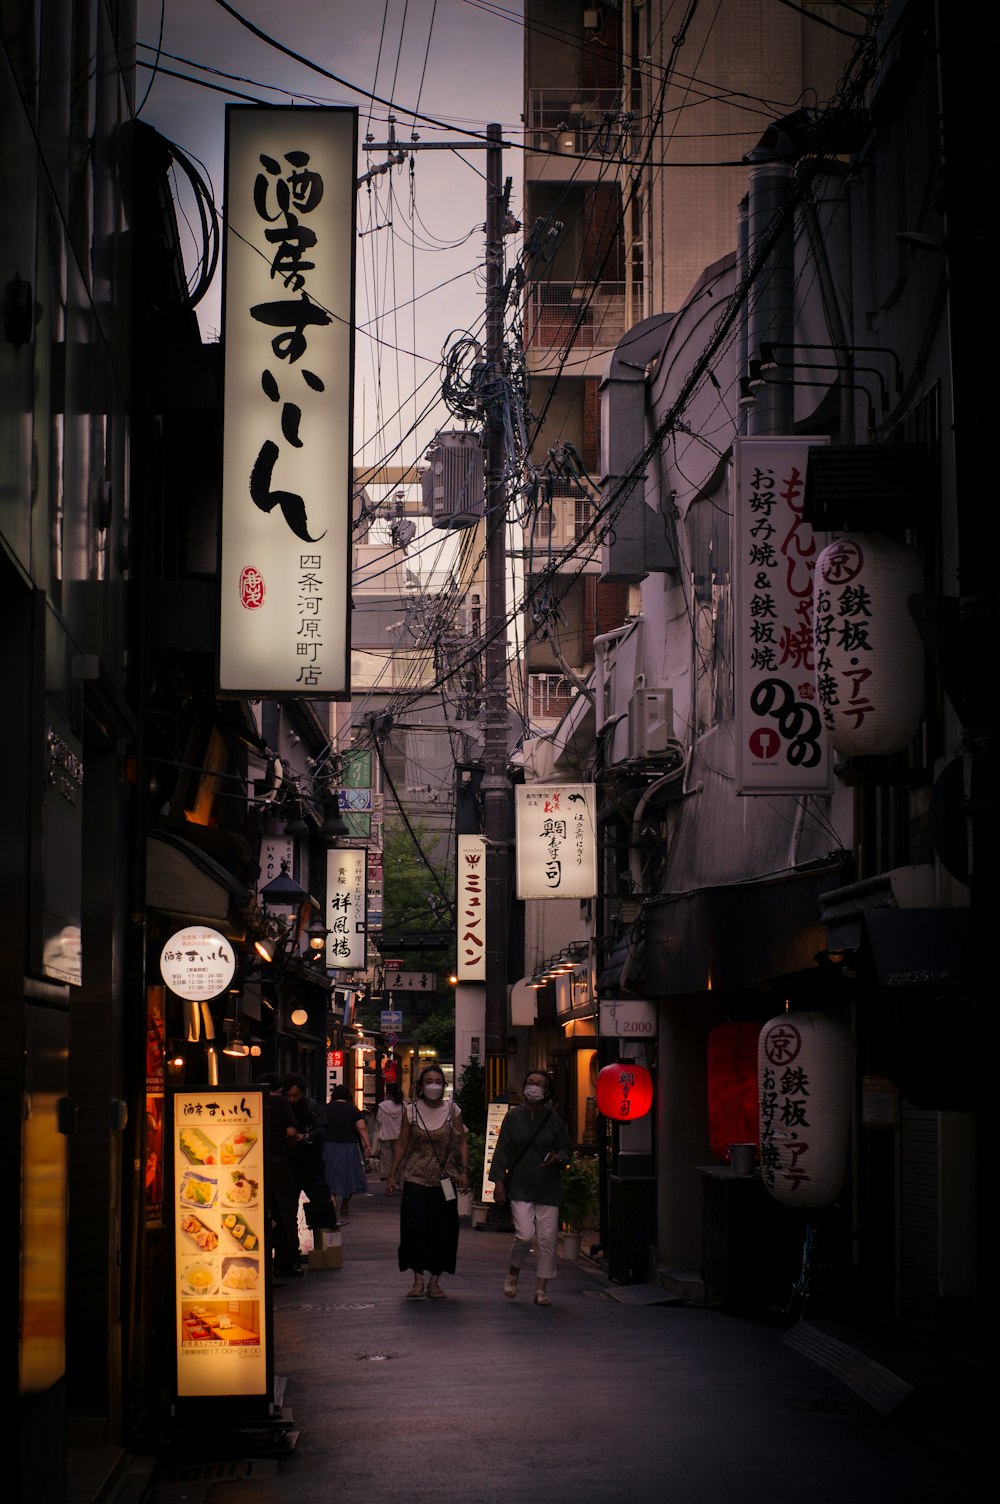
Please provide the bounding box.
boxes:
[514,785,597,899]
[457,835,487,981]
[219,106,357,697]
[732,438,832,794]
[326,848,367,970]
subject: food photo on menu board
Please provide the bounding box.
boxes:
[180,1298,261,1347]
[172,1093,268,1392]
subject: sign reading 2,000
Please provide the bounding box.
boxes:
[750,678,823,768]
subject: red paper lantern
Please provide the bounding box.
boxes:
[707,1021,762,1162]
[595,1063,653,1121]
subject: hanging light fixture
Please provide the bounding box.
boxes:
[222,1019,249,1057]
[307,922,328,952]
[282,801,309,836]
[320,801,350,842]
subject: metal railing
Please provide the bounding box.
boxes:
[526,280,627,351]
[529,672,579,722]
[525,88,625,155]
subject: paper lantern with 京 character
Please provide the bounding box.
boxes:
[813,532,924,756]
[595,1063,654,1121]
[757,1013,852,1208]
[707,1021,762,1162]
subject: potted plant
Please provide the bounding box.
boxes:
[559,1154,599,1261]
[465,1131,486,1224]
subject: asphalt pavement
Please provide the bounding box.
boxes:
[120,1174,989,1504]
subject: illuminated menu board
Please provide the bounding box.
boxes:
[173,1090,268,1399]
[480,1102,510,1205]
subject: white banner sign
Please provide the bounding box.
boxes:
[326,847,367,970]
[219,106,356,697]
[173,1090,268,1398]
[457,835,487,981]
[387,971,437,992]
[600,999,656,1038]
[515,785,597,899]
[732,438,832,794]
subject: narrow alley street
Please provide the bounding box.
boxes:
[119,1178,987,1504]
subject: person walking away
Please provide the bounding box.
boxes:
[323,1084,371,1219]
[489,1070,573,1306]
[283,1072,338,1240]
[258,1072,302,1276]
[374,1085,405,1181]
[386,1066,469,1299]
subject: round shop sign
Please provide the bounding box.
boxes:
[160,926,236,1001]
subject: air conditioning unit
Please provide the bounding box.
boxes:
[627,688,674,759]
[420,431,484,529]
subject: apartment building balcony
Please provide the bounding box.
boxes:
[525,280,626,377]
[528,671,581,727]
[525,88,627,183]
[520,490,601,575]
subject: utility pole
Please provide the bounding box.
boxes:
[482,122,509,1102]
[362,123,512,1102]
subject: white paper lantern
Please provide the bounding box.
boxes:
[758,1012,852,1208]
[813,532,924,755]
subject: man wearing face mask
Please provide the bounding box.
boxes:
[489,1070,573,1306]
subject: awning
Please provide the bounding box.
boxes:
[644,863,843,996]
[146,830,250,939]
[863,906,971,992]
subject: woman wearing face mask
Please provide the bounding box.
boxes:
[386,1065,469,1299]
[489,1070,573,1306]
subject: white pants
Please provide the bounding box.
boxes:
[509,1200,559,1281]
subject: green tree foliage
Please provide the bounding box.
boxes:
[380,818,453,1030]
[454,1056,486,1134]
[412,1008,457,1056]
[382,817,451,939]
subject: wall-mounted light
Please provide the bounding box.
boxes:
[254,933,279,963]
[290,1007,309,1027]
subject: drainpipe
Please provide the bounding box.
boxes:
[593,621,642,734]
[737,193,750,437]
[747,162,795,436]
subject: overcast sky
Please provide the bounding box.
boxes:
[136,0,525,482]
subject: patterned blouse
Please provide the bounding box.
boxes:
[401,1101,465,1187]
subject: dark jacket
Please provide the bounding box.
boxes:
[489,1106,573,1206]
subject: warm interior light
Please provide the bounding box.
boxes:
[290,1008,309,1026]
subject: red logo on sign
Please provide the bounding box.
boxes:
[749,727,780,760]
[239,566,265,609]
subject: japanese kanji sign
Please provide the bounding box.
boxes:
[160,927,236,1001]
[515,785,597,900]
[457,835,487,981]
[325,848,367,971]
[732,438,832,794]
[219,106,356,697]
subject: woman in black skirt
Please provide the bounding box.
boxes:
[386,1065,469,1299]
